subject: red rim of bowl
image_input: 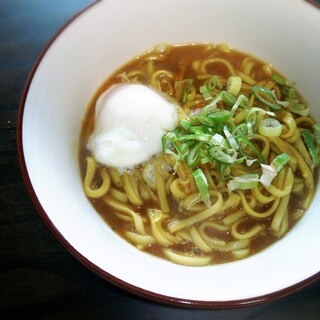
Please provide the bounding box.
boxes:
[16,0,320,309]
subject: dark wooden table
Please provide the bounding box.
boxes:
[1,0,319,318]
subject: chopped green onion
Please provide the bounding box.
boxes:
[258,118,282,137]
[271,74,287,86]
[192,168,211,207]
[207,110,232,122]
[180,119,192,130]
[271,74,295,87]
[238,137,265,163]
[190,115,215,126]
[246,121,253,139]
[176,133,212,143]
[175,79,194,104]
[211,133,229,149]
[252,86,282,110]
[259,153,290,187]
[201,91,225,115]
[189,125,209,135]
[259,164,277,187]
[200,156,211,164]
[245,107,275,125]
[220,163,231,181]
[223,125,239,150]
[282,86,297,100]
[232,123,247,139]
[180,140,194,156]
[301,130,319,166]
[227,174,259,191]
[186,143,203,168]
[208,146,238,164]
[230,95,249,114]
[271,153,291,172]
[162,135,183,161]
[313,124,320,145]
[200,85,212,101]
[207,75,222,91]
[288,102,310,116]
[222,91,237,106]
[227,76,242,96]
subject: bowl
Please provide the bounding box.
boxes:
[17,0,320,308]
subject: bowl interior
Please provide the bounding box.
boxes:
[21,0,320,304]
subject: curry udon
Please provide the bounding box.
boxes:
[79,43,318,266]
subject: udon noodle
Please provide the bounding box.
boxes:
[80,43,319,266]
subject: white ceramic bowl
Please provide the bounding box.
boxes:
[17,0,320,307]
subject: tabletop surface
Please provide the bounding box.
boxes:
[1,0,320,318]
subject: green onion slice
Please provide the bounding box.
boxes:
[252,86,282,110]
[207,110,232,122]
[227,174,259,191]
[207,75,222,91]
[232,123,247,139]
[201,91,225,115]
[313,124,320,145]
[238,137,265,163]
[288,102,310,116]
[258,118,282,137]
[271,74,295,87]
[211,133,229,149]
[176,133,212,143]
[162,135,183,161]
[246,121,253,139]
[259,153,290,187]
[208,146,238,164]
[223,125,239,150]
[271,153,291,172]
[186,142,203,168]
[222,91,237,106]
[245,107,275,125]
[271,74,287,86]
[180,119,192,130]
[301,130,319,166]
[230,95,249,114]
[200,85,212,101]
[220,163,231,181]
[227,76,242,96]
[175,79,194,104]
[192,168,211,207]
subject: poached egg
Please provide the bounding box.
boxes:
[88,83,178,169]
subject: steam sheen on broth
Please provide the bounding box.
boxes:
[80,43,319,266]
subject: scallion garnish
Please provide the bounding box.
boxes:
[227,174,259,191]
[313,124,320,145]
[223,125,239,150]
[162,72,310,195]
[192,168,211,207]
[200,85,213,101]
[207,75,222,91]
[259,153,290,187]
[208,146,238,164]
[227,76,242,96]
[230,94,249,114]
[175,79,194,104]
[186,142,203,168]
[252,86,282,110]
[301,130,319,166]
[258,118,282,137]
[238,137,265,163]
[288,102,310,116]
